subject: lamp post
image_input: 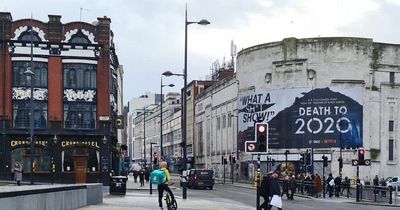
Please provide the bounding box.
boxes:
[24,23,35,185]
[139,104,157,168]
[162,6,209,199]
[160,77,174,159]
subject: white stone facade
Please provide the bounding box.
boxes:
[235,37,400,180]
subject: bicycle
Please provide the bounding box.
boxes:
[164,183,177,210]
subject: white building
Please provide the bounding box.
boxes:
[235,37,400,180]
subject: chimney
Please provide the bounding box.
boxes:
[0,12,12,40]
[47,15,62,42]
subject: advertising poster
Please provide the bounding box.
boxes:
[238,87,363,150]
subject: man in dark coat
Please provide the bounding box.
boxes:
[289,175,296,200]
[373,175,379,195]
[334,175,342,197]
[326,173,334,197]
[268,171,282,210]
[260,175,271,210]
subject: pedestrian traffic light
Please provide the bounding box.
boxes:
[338,157,343,169]
[358,148,365,162]
[232,154,236,164]
[322,156,328,167]
[305,153,311,165]
[222,155,228,165]
[255,123,268,152]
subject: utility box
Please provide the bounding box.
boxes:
[109,176,127,195]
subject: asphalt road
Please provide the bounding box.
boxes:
[180,183,398,210]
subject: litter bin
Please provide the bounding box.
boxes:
[109,176,128,195]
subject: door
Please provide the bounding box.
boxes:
[74,157,87,183]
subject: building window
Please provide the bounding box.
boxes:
[222,115,226,128]
[63,63,97,89]
[11,147,49,173]
[389,139,394,161]
[389,120,394,131]
[18,30,41,42]
[228,113,232,128]
[13,61,48,87]
[217,117,220,130]
[64,103,96,129]
[69,29,90,44]
[13,101,47,128]
[390,72,395,84]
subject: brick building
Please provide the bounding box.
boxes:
[0,12,121,184]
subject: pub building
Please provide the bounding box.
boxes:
[0,13,121,185]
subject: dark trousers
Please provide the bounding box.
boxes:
[158,184,175,207]
[140,178,144,187]
[260,196,269,210]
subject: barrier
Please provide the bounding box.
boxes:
[0,183,102,210]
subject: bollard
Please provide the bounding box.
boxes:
[389,187,393,204]
[374,186,377,202]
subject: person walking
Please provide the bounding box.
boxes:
[373,175,379,195]
[314,174,322,197]
[145,167,150,183]
[380,177,387,197]
[268,171,283,210]
[289,175,296,200]
[260,174,271,210]
[139,169,145,187]
[334,175,342,197]
[341,176,351,196]
[326,173,334,198]
[281,175,290,199]
[14,161,23,186]
[157,161,175,209]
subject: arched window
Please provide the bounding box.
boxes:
[69,29,90,44]
[18,30,41,42]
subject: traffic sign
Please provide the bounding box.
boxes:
[352,159,358,166]
[246,143,256,152]
[364,159,371,166]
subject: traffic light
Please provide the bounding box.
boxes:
[358,148,365,162]
[322,156,328,167]
[222,155,228,165]
[255,123,268,152]
[338,158,343,169]
[305,153,311,165]
[300,153,305,165]
[232,154,236,164]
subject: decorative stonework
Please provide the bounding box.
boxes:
[64,89,96,102]
[63,29,97,44]
[12,26,48,41]
[12,87,48,100]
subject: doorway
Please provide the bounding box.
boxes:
[74,156,87,183]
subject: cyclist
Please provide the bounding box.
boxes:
[158,161,175,209]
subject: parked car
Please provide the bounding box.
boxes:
[386,176,400,190]
[181,169,214,190]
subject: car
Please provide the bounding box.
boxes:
[182,169,214,190]
[386,176,400,190]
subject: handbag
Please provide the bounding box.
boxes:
[270,195,282,208]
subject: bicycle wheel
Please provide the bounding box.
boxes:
[165,192,178,210]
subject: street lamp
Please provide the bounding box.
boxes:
[160,77,174,159]
[24,23,35,185]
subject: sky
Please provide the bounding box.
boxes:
[2,0,400,105]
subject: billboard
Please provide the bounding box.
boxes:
[238,87,363,150]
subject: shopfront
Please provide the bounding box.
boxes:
[8,135,103,184]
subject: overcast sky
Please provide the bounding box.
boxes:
[3,0,400,105]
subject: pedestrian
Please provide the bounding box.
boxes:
[139,169,145,187]
[334,175,342,197]
[297,173,305,194]
[281,175,290,199]
[260,174,271,210]
[157,161,176,209]
[326,173,334,197]
[145,167,150,183]
[304,174,312,195]
[13,161,23,186]
[341,176,351,196]
[373,175,379,195]
[314,174,322,197]
[289,175,296,200]
[268,171,283,210]
[380,178,387,197]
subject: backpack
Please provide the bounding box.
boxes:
[150,169,167,185]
